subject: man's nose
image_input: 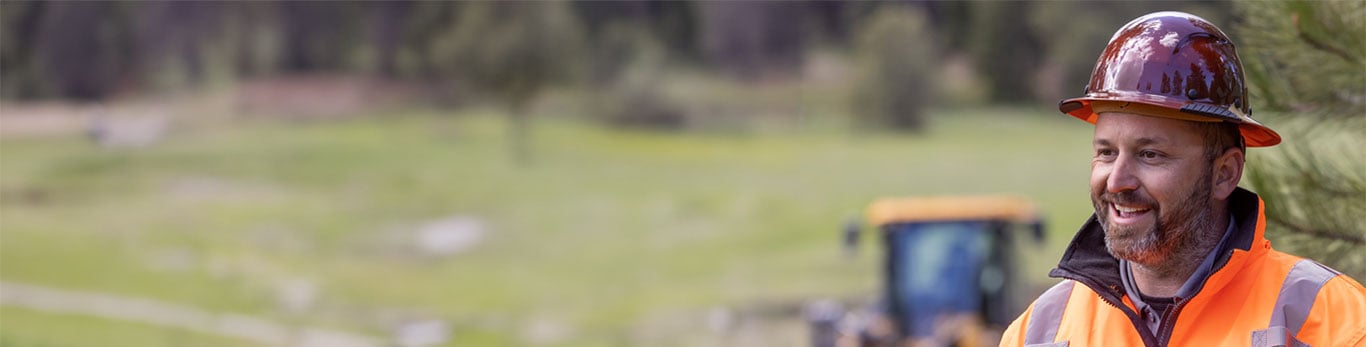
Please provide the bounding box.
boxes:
[1107,156,1139,193]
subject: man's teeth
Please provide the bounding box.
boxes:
[1114,205,1148,213]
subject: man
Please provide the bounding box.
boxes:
[1000,12,1366,347]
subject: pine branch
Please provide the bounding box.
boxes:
[1291,10,1360,64]
[1268,218,1366,245]
[1296,28,1357,65]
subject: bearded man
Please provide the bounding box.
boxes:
[999,12,1366,347]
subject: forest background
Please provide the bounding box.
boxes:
[1,1,1361,346]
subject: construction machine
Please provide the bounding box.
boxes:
[807,195,1045,347]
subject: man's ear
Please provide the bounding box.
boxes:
[1212,147,1244,200]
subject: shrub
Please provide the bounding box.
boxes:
[850,7,939,132]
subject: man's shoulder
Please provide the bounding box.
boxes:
[1317,263,1366,297]
[1304,264,1366,347]
[1260,248,1364,288]
[1254,249,1362,294]
[1256,252,1366,324]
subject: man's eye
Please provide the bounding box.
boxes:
[1096,149,1116,157]
[1139,150,1160,159]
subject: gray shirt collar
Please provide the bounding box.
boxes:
[1120,215,1237,330]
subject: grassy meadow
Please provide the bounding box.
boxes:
[0,102,1097,346]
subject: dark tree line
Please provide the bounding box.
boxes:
[1,0,1232,105]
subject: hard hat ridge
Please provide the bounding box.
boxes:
[1060,11,1281,147]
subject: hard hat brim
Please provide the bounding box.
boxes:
[1060,95,1282,147]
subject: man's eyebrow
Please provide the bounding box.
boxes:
[1093,137,1170,146]
[1134,137,1170,146]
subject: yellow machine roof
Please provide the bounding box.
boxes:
[866,195,1039,226]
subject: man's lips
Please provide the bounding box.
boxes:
[1109,203,1152,222]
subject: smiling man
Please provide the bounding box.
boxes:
[1000,12,1366,347]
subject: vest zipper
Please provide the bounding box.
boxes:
[1156,298,1186,345]
[1156,246,1237,346]
[1054,268,1162,347]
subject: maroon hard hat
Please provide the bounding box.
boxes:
[1059,11,1281,147]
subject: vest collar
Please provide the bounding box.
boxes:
[1048,187,1266,302]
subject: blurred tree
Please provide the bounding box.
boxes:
[850,6,938,132]
[574,1,701,66]
[34,1,139,101]
[135,1,224,86]
[807,0,852,46]
[646,1,702,63]
[224,1,275,77]
[277,2,366,72]
[592,21,658,86]
[0,0,49,99]
[387,1,459,83]
[593,21,687,130]
[697,1,808,81]
[562,2,688,130]
[920,1,973,54]
[574,1,651,40]
[1236,0,1366,279]
[370,0,413,79]
[429,2,586,164]
[573,2,654,85]
[965,1,1042,104]
[4,1,234,99]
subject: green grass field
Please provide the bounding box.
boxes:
[0,105,1097,346]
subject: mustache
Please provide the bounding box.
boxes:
[1098,191,1156,207]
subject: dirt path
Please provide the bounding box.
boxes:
[0,281,381,347]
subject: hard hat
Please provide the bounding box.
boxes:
[1059,11,1281,147]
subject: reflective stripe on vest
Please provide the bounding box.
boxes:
[1252,259,1341,346]
[1022,260,1340,346]
[1024,280,1073,345]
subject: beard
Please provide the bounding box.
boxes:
[1092,169,1221,267]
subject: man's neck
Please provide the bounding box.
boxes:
[1128,260,1199,298]
[1129,208,1230,298]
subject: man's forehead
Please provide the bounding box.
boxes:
[1093,112,1202,145]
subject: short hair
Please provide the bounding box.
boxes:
[1194,121,1245,161]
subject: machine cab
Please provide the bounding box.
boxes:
[865,195,1044,343]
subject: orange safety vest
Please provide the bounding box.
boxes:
[1001,188,1366,347]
